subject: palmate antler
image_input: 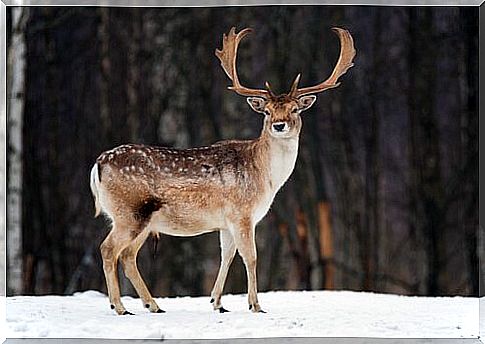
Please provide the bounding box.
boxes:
[215,27,271,98]
[290,28,356,98]
[216,27,356,99]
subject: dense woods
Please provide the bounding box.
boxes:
[6,6,479,297]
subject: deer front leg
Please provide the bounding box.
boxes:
[100,225,134,315]
[231,218,265,313]
[119,230,164,314]
[210,229,236,312]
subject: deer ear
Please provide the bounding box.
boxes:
[298,95,317,112]
[246,97,267,114]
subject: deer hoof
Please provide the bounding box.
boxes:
[210,298,215,303]
[144,302,164,313]
[218,307,230,313]
[122,310,134,315]
[249,304,265,313]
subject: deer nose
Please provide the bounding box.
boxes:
[272,122,287,132]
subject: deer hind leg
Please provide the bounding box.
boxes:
[100,224,135,315]
[230,218,264,313]
[210,229,236,312]
[119,230,164,313]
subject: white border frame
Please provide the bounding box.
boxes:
[0,2,482,344]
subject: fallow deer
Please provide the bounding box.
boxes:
[90,27,355,315]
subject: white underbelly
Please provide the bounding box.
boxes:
[146,209,223,237]
[156,226,217,237]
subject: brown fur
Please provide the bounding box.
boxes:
[92,114,300,315]
[91,26,354,315]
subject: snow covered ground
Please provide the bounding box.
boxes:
[5,290,479,340]
[1,295,5,343]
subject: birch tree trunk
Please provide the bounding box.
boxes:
[7,7,28,295]
[0,2,7,298]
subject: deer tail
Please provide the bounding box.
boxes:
[90,162,102,217]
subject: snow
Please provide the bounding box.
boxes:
[481,297,485,340]
[1,296,5,343]
[5,290,479,339]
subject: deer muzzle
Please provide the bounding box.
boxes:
[272,122,289,133]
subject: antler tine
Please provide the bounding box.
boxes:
[292,28,356,98]
[289,73,301,96]
[215,27,270,98]
[265,81,276,98]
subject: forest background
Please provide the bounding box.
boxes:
[5,6,480,298]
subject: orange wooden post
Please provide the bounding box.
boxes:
[318,201,334,289]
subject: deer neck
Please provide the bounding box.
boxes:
[257,130,300,193]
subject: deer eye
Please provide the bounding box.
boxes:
[264,110,271,116]
[291,108,299,114]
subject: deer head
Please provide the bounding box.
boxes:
[215,27,356,139]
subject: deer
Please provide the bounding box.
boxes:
[90,27,355,315]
